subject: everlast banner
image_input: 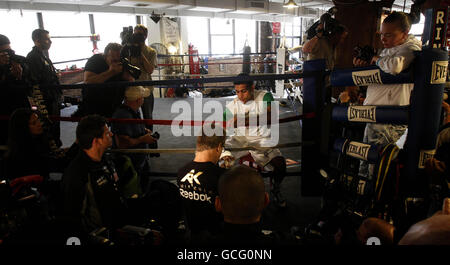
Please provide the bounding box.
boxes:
[431,61,448,84]
[345,141,371,161]
[357,179,366,195]
[347,106,376,123]
[418,149,436,169]
[351,69,383,86]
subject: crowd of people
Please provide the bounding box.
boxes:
[0,11,449,246]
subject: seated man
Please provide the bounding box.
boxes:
[62,116,181,244]
[177,130,226,240]
[77,43,135,118]
[214,165,298,245]
[111,86,157,191]
[221,73,287,208]
[62,115,128,236]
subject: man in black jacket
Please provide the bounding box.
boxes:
[62,115,183,244]
[62,115,127,237]
[26,29,62,146]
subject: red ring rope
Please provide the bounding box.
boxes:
[158,61,275,67]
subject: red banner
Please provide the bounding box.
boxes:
[272,22,281,34]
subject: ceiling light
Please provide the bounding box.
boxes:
[150,11,165,23]
[283,0,299,8]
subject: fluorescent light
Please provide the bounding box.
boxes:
[283,0,299,8]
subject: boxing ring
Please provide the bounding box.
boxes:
[0,8,447,228]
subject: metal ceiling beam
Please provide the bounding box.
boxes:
[0,0,321,20]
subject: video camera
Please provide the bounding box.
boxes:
[353,45,376,64]
[120,26,144,57]
[306,7,342,39]
[119,26,142,79]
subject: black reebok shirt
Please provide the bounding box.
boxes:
[177,161,226,233]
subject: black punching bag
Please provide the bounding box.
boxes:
[242,45,251,74]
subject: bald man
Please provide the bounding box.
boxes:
[399,198,450,245]
[214,165,298,245]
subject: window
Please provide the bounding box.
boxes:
[281,19,301,49]
[210,18,233,34]
[410,14,425,39]
[283,22,294,37]
[42,11,90,36]
[93,12,136,53]
[41,11,92,69]
[0,9,37,57]
[210,18,234,56]
[186,17,259,56]
[235,19,256,53]
[50,38,91,69]
[186,17,209,54]
[211,36,234,55]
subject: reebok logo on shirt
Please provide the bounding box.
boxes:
[179,188,212,203]
[180,170,203,185]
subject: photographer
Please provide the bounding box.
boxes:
[0,34,31,145]
[78,43,135,118]
[0,35,25,82]
[302,22,348,71]
[127,25,157,131]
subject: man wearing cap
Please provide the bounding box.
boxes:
[111,86,157,191]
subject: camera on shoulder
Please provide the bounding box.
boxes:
[306,7,341,39]
[119,26,143,79]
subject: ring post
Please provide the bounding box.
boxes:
[275,48,286,98]
[404,47,448,196]
[301,59,326,196]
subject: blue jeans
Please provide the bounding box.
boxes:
[358,123,407,179]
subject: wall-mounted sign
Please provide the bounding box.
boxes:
[272,22,281,34]
[161,17,179,44]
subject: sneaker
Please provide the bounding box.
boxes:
[271,188,287,208]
